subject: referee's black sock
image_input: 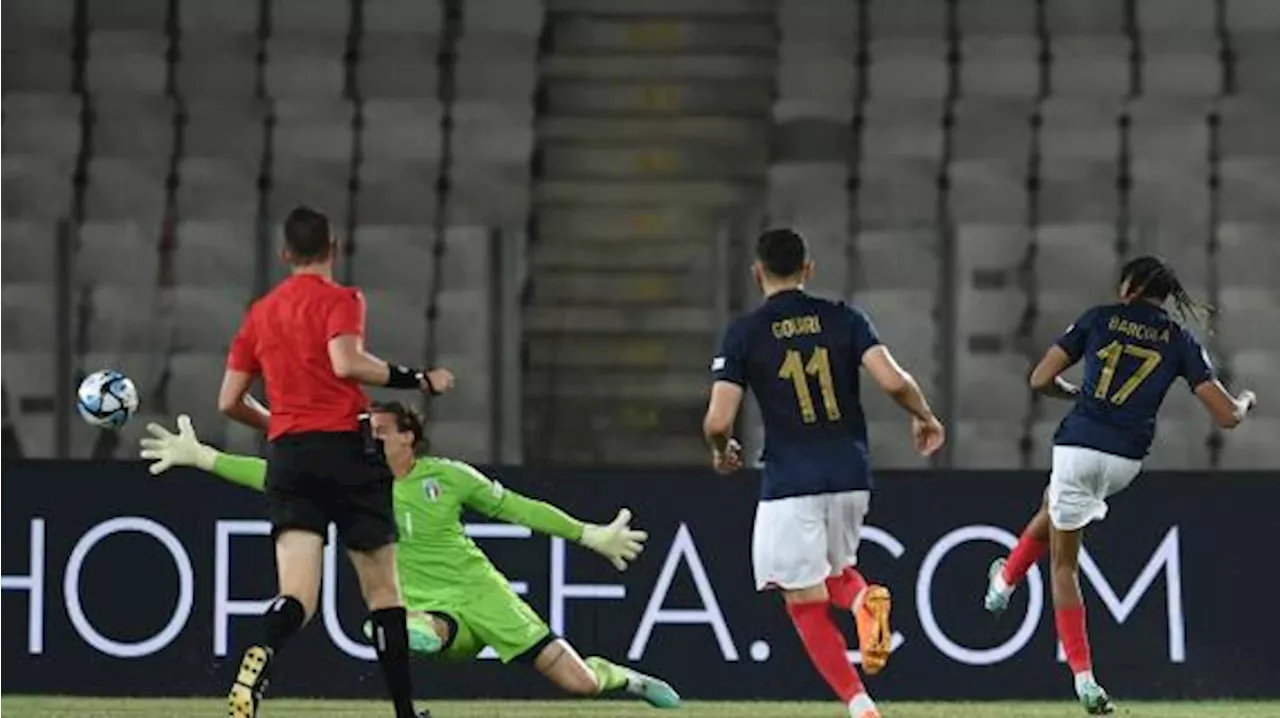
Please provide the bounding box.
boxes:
[368,606,418,718]
[261,595,307,653]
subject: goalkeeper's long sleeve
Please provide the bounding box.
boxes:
[491,492,585,543]
[213,453,268,492]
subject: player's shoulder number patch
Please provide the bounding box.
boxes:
[711,356,726,371]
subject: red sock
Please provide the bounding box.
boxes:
[785,600,865,703]
[825,567,869,612]
[1055,605,1093,674]
[1003,531,1048,586]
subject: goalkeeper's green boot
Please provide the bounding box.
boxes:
[624,668,682,709]
[1077,677,1116,715]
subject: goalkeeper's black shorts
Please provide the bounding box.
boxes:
[265,425,398,552]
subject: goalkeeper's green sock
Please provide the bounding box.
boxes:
[585,656,681,709]
[585,656,629,693]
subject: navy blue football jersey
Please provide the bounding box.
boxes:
[1054,302,1216,460]
[711,289,882,500]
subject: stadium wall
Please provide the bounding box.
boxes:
[2,461,1275,700]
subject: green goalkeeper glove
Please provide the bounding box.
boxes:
[580,509,648,571]
[139,414,218,474]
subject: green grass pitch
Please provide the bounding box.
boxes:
[4,697,1280,718]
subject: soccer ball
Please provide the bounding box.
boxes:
[76,370,139,429]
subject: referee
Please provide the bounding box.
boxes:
[218,206,452,718]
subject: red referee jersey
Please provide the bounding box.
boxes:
[227,273,370,440]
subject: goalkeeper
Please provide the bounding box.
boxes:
[140,402,680,709]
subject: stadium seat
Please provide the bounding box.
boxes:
[428,419,492,463]
[1228,350,1277,418]
[1215,288,1280,355]
[869,0,947,38]
[958,0,1036,34]
[960,287,1029,344]
[85,286,165,351]
[438,226,493,292]
[957,351,1032,420]
[272,0,351,34]
[450,162,532,226]
[3,352,57,412]
[363,290,431,361]
[1137,0,1216,35]
[1233,35,1280,96]
[176,35,260,97]
[954,421,1024,468]
[364,0,444,34]
[452,102,536,165]
[868,420,930,469]
[87,0,167,32]
[268,158,352,229]
[172,220,258,289]
[3,155,74,220]
[265,36,347,98]
[1144,418,1213,470]
[357,161,439,225]
[358,36,442,99]
[1128,98,1212,166]
[2,285,57,350]
[2,220,58,284]
[859,99,946,161]
[1221,158,1280,222]
[350,225,437,302]
[776,53,858,110]
[1049,37,1131,97]
[6,0,73,32]
[169,287,253,352]
[1037,159,1121,224]
[92,94,175,170]
[273,98,355,162]
[778,0,859,50]
[74,221,160,289]
[1029,291,1091,355]
[1039,98,1122,161]
[855,159,940,229]
[1045,0,1126,34]
[946,160,1029,223]
[1033,224,1118,299]
[852,289,937,371]
[3,93,81,160]
[956,223,1032,276]
[852,229,940,291]
[177,158,261,224]
[363,99,444,162]
[183,96,269,165]
[84,157,167,223]
[456,40,539,103]
[1226,0,1280,32]
[3,32,74,93]
[86,31,167,95]
[1141,37,1221,98]
[167,352,233,439]
[960,36,1040,99]
[949,99,1036,161]
[1130,162,1210,237]
[1216,222,1279,291]
[1216,97,1280,158]
[178,0,259,34]
[869,39,948,99]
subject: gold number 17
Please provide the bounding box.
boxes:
[1094,341,1163,405]
[779,346,842,423]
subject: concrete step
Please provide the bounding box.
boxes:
[544,80,772,116]
[526,333,711,369]
[537,179,758,207]
[529,240,715,271]
[524,367,707,400]
[539,115,768,144]
[542,144,767,179]
[542,54,775,81]
[537,206,721,242]
[549,0,775,18]
[550,17,775,53]
[525,397,704,434]
[529,269,712,305]
[523,305,715,333]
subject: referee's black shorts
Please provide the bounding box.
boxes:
[265,429,398,552]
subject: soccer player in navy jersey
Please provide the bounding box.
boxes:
[983,256,1257,714]
[703,228,945,718]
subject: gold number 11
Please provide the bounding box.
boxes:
[779,346,842,423]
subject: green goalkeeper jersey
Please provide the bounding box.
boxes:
[213,453,587,608]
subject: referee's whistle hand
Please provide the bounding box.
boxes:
[422,368,456,395]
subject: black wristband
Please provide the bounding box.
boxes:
[386,364,423,389]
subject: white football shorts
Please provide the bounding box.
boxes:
[1047,445,1142,531]
[752,490,871,591]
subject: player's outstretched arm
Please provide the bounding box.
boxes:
[457,464,647,570]
[139,415,268,491]
[1029,346,1081,400]
[862,345,946,456]
[1194,380,1257,429]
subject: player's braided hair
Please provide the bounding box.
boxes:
[1119,255,1213,326]
[370,401,430,455]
